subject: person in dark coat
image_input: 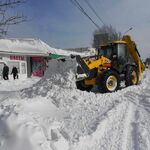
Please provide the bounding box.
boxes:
[11,66,18,80]
[2,64,9,80]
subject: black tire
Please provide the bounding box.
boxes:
[76,80,93,92]
[97,70,120,93]
[125,66,139,86]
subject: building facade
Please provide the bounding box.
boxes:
[0,38,49,78]
[0,54,27,76]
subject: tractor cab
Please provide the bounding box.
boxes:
[98,41,129,72]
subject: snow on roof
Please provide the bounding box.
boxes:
[0,38,51,56]
[48,47,84,56]
[0,38,87,57]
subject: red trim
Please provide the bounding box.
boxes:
[32,57,43,61]
[103,63,111,67]
[10,55,24,60]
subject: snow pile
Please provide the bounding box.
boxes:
[21,59,77,98]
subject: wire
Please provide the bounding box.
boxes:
[70,0,100,29]
[69,0,101,30]
[84,0,105,26]
[123,27,133,35]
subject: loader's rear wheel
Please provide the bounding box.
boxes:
[97,70,120,93]
[76,80,93,92]
[125,66,139,86]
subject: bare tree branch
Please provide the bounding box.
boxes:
[0,15,26,25]
[93,25,121,48]
[0,0,25,8]
[0,0,26,37]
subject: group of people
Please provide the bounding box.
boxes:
[2,64,18,80]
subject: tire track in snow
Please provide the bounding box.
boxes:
[130,107,150,150]
[123,84,150,150]
[120,102,135,150]
[71,84,148,150]
[101,101,134,150]
[71,100,133,150]
[131,110,141,150]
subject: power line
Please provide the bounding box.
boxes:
[69,0,101,30]
[84,0,105,26]
[70,0,100,29]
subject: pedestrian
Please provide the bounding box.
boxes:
[2,64,9,80]
[11,66,18,80]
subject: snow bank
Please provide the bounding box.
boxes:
[20,59,150,144]
[21,59,77,98]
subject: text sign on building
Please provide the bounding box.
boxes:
[10,56,24,61]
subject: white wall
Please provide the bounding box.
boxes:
[0,54,27,77]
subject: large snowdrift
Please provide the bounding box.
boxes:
[0,59,150,150]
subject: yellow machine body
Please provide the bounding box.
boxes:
[122,35,145,81]
[83,56,112,86]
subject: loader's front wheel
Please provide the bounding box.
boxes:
[76,80,93,92]
[97,70,120,93]
[125,66,139,86]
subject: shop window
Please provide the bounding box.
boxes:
[21,62,26,74]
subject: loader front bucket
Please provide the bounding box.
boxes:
[76,55,97,79]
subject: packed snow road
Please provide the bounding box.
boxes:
[0,59,150,150]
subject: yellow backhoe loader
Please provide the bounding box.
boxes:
[75,35,145,92]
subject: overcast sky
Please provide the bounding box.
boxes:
[7,0,150,59]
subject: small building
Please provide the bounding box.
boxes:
[0,38,50,78]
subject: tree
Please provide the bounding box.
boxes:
[0,0,26,37]
[93,25,121,48]
[145,58,150,66]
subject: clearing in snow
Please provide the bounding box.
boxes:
[0,59,150,150]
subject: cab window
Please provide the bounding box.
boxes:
[117,44,128,63]
[118,44,127,56]
[98,46,113,60]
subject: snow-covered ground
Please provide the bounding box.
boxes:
[0,59,150,150]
